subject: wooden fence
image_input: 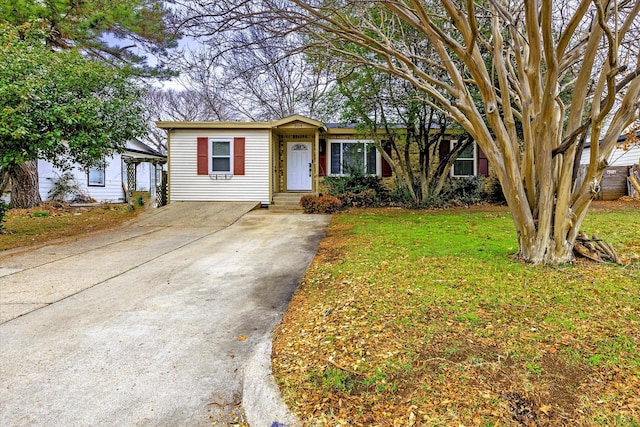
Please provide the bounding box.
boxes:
[576,163,639,201]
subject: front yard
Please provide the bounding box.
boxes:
[273,201,640,426]
[0,199,146,252]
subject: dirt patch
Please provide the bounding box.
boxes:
[417,339,592,426]
[589,197,640,211]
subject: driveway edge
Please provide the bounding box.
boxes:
[242,340,301,427]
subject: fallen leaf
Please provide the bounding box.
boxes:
[237,335,248,341]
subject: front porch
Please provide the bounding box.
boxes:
[270,116,325,203]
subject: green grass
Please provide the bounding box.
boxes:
[273,205,640,425]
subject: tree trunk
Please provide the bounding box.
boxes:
[506,183,592,264]
[515,227,577,264]
[9,161,42,208]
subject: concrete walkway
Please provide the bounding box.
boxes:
[0,202,329,426]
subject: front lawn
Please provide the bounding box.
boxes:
[273,202,640,426]
[0,200,146,252]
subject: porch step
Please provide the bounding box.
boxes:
[269,193,313,211]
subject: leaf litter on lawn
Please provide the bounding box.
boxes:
[273,206,640,426]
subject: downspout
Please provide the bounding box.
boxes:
[314,129,320,194]
[268,128,274,204]
[167,128,172,204]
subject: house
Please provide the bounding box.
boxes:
[580,131,640,200]
[38,139,166,203]
[156,114,488,207]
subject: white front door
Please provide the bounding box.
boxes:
[287,141,312,191]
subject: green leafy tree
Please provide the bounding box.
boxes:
[0,23,148,208]
[0,0,174,208]
[0,0,177,74]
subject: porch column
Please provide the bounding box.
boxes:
[314,130,320,193]
[154,161,168,207]
[124,159,137,204]
[269,130,275,200]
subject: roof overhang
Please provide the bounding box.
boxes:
[155,121,273,130]
[156,114,326,132]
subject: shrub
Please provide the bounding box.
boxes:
[387,180,414,207]
[0,200,8,232]
[323,168,388,208]
[47,172,94,203]
[300,195,343,214]
[481,175,507,204]
[324,172,387,196]
[440,176,484,205]
[338,189,379,208]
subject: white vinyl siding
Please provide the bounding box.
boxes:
[169,129,270,204]
[580,145,640,167]
[38,157,124,202]
[36,139,162,203]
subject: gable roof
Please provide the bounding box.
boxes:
[272,114,325,129]
[155,114,325,131]
[123,138,166,160]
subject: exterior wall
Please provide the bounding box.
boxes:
[169,128,270,204]
[597,166,631,200]
[580,146,640,167]
[38,156,126,203]
[578,145,639,200]
[39,157,156,203]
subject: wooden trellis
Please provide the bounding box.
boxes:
[123,157,167,206]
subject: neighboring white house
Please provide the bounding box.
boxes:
[579,131,640,200]
[38,139,166,203]
[580,132,640,167]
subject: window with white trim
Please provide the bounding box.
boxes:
[329,140,377,175]
[88,161,105,186]
[211,139,232,173]
[451,141,476,177]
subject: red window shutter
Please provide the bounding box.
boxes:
[439,140,450,161]
[478,146,489,176]
[319,153,327,177]
[197,137,209,175]
[319,139,327,177]
[234,137,245,175]
[381,143,393,177]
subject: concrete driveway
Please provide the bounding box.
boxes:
[0,202,329,426]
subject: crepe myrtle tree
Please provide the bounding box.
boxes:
[241,0,640,264]
[0,24,148,208]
